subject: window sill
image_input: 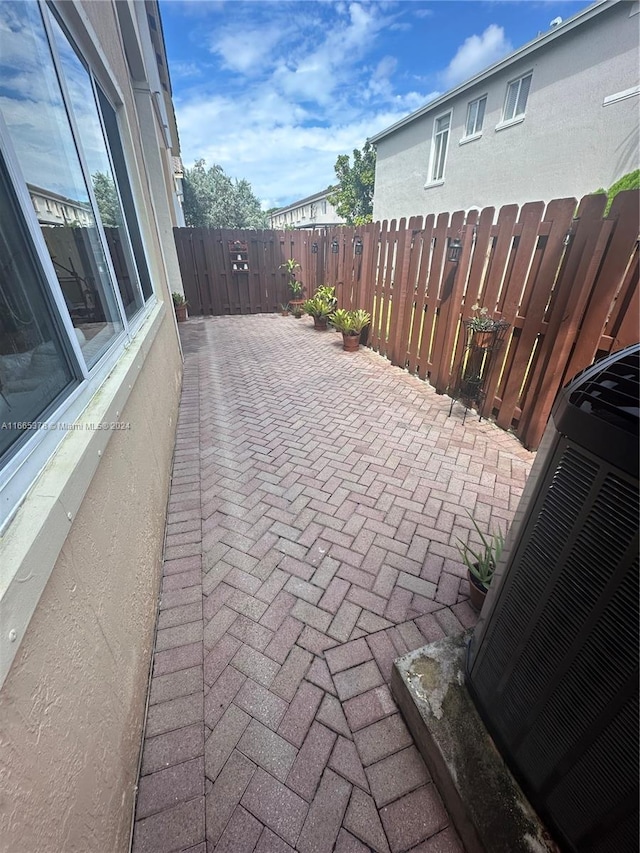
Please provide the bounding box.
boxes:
[495,116,525,132]
[459,132,482,146]
[424,180,445,190]
[0,299,166,688]
[603,86,639,106]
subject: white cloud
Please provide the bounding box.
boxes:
[443,24,513,88]
[209,25,286,75]
[171,61,203,79]
[176,82,418,208]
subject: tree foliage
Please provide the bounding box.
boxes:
[183,159,269,229]
[592,169,640,215]
[327,140,376,226]
[92,172,120,228]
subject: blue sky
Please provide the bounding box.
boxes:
[160,0,588,209]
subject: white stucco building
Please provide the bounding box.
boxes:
[270,188,346,229]
[371,0,639,221]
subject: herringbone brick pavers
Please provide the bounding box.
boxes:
[132,316,534,853]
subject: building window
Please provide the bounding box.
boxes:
[503,73,532,122]
[429,111,451,183]
[0,1,153,477]
[0,156,76,462]
[465,96,487,137]
[321,200,327,215]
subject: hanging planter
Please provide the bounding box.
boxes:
[449,305,510,420]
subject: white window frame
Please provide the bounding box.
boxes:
[462,95,487,143]
[497,71,532,130]
[0,1,158,529]
[0,0,174,687]
[425,110,452,188]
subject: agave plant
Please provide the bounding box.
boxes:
[303,295,334,319]
[314,285,337,311]
[330,308,371,335]
[456,512,505,590]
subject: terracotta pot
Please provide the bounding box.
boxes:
[467,568,488,611]
[174,304,188,323]
[281,310,289,316]
[471,330,495,349]
[313,316,328,331]
[342,333,360,352]
[289,299,305,312]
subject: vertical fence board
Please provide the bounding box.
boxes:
[407,215,434,375]
[417,212,448,380]
[448,210,481,391]
[432,210,466,393]
[394,216,422,368]
[360,220,379,331]
[606,251,639,349]
[389,217,410,366]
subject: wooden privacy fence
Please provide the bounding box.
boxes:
[174,190,639,450]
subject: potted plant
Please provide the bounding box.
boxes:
[330,308,371,351]
[466,304,509,349]
[172,291,188,322]
[456,513,505,611]
[280,258,305,313]
[303,294,333,330]
[280,303,290,317]
[314,285,337,313]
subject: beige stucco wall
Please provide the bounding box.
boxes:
[1,3,185,847]
[0,312,182,853]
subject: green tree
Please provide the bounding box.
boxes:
[183,159,268,228]
[591,170,640,215]
[604,169,639,214]
[327,140,376,225]
[234,178,270,229]
[92,171,120,228]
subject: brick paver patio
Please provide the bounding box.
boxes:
[131,315,534,853]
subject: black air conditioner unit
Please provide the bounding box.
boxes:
[467,343,639,853]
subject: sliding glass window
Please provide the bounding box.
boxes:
[49,14,147,319]
[0,0,155,472]
[0,154,76,461]
[0,1,123,366]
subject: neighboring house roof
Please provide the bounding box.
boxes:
[369,0,612,143]
[272,188,334,216]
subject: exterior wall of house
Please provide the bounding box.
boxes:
[0,313,181,853]
[373,2,639,221]
[0,1,183,850]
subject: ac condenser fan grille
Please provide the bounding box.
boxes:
[569,349,640,434]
